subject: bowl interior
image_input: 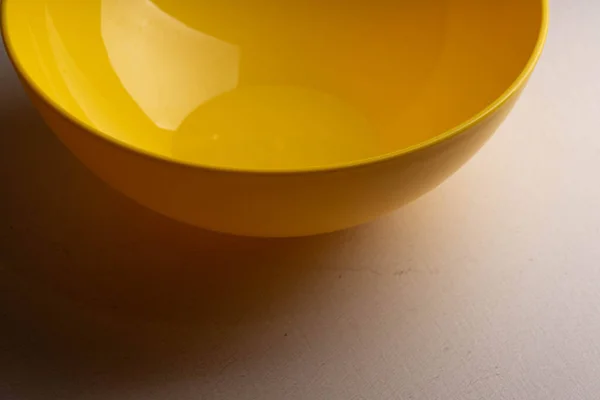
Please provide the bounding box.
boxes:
[3,0,543,171]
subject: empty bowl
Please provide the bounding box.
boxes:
[2,0,548,237]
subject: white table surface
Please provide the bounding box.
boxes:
[1,1,599,399]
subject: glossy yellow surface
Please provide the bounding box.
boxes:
[2,0,548,236]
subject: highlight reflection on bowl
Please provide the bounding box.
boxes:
[2,0,548,236]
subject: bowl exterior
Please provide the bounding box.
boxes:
[22,79,524,237]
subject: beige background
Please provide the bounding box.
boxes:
[1,0,599,398]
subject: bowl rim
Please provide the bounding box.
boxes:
[1,0,549,176]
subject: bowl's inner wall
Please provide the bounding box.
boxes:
[4,0,543,170]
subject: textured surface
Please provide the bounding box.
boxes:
[1,0,599,398]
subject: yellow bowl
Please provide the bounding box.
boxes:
[2,0,547,237]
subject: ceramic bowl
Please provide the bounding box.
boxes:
[2,0,548,236]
